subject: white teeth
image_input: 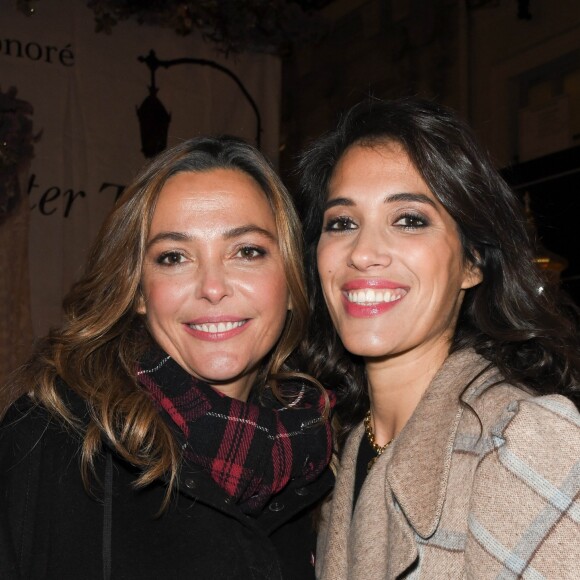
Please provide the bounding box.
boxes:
[346,288,406,304]
[189,320,246,333]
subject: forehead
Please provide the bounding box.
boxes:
[328,142,430,200]
[149,168,276,231]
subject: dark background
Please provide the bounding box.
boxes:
[502,145,580,305]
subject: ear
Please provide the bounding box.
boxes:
[136,292,147,315]
[461,258,483,290]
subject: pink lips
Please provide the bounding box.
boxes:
[341,279,408,318]
[184,316,250,342]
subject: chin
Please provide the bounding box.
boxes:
[342,338,391,359]
[198,368,244,384]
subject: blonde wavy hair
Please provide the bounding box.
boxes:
[3,136,312,505]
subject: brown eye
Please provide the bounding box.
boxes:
[236,246,266,259]
[393,213,428,229]
[157,251,186,265]
[324,216,357,232]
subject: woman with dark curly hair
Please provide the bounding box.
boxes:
[298,96,580,579]
[0,136,333,579]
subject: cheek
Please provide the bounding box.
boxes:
[240,268,289,314]
[315,261,338,316]
[266,275,291,322]
[316,242,328,272]
[141,274,193,318]
[438,245,468,289]
[406,242,454,283]
[316,246,335,290]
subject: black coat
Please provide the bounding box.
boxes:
[0,397,333,580]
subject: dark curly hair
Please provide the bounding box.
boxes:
[297,96,580,444]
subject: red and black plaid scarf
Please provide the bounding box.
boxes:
[136,348,334,514]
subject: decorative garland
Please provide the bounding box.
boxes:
[17,1,328,55]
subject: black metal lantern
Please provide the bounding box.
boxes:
[136,85,171,159]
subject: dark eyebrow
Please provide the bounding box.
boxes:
[385,192,437,208]
[146,225,277,249]
[222,225,277,242]
[324,192,437,211]
[324,197,355,211]
[146,231,190,249]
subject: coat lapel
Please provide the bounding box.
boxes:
[386,350,494,541]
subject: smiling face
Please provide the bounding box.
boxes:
[316,143,481,366]
[138,168,290,400]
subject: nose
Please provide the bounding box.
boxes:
[348,226,392,271]
[195,259,232,304]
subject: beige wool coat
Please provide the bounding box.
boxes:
[316,349,580,579]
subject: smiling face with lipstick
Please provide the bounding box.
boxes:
[301,98,580,580]
[317,142,481,370]
[138,168,290,401]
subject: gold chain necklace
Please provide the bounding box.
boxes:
[364,410,394,472]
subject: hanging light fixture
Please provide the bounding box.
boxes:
[136,50,171,159]
[136,85,171,159]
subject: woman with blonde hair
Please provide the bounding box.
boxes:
[0,136,333,579]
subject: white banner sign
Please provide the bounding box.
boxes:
[0,1,280,337]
